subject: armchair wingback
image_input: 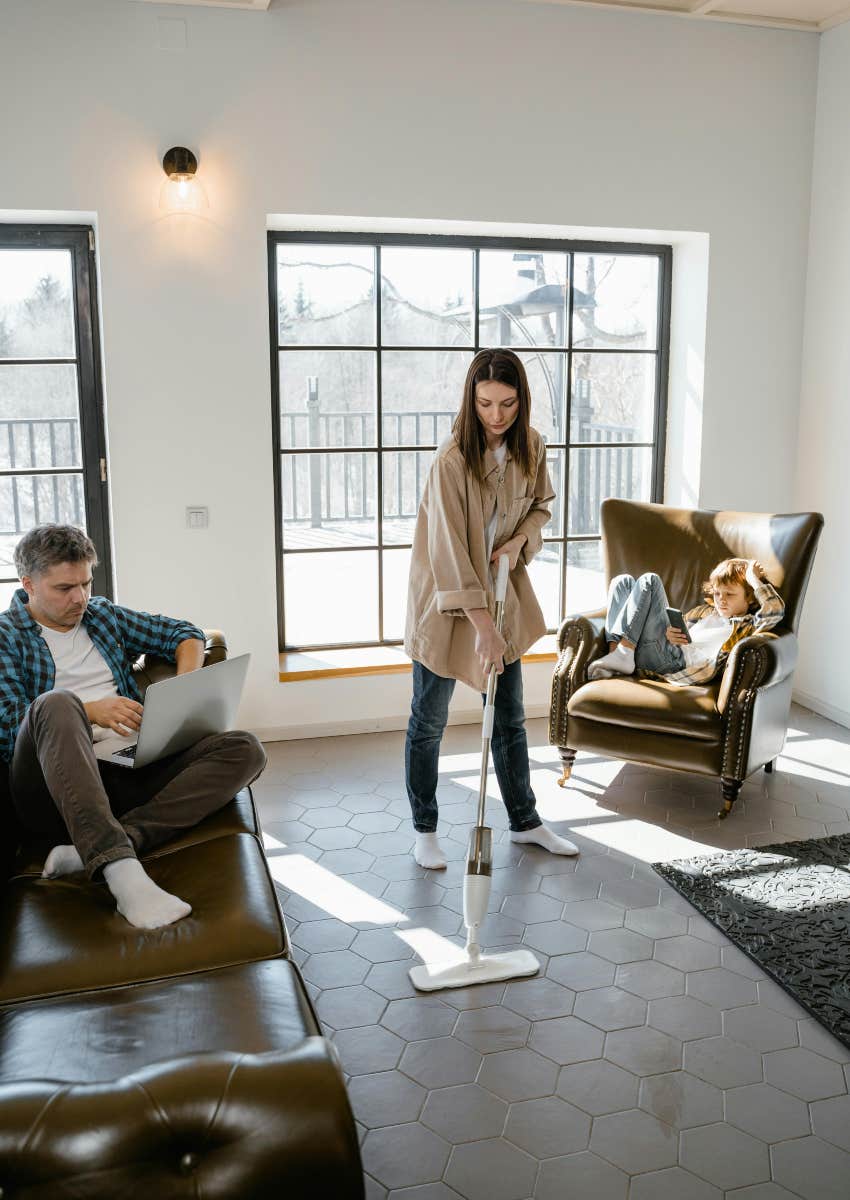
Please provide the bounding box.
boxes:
[550,500,823,818]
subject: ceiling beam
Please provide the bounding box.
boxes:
[520,0,831,27]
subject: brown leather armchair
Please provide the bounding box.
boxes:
[550,500,823,819]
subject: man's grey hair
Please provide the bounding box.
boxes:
[14,525,99,580]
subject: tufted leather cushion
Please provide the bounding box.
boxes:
[0,833,286,1005]
[567,677,722,742]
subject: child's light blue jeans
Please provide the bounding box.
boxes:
[604,573,686,676]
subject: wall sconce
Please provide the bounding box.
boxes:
[159,146,209,215]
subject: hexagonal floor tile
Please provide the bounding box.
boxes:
[477,1047,558,1102]
[653,936,721,972]
[547,951,616,991]
[629,1166,722,1200]
[615,959,685,1001]
[444,1138,536,1200]
[624,906,688,939]
[558,1059,639,1116]
[590,1108,678,1174]
[386,1187,462,1200]
[316,984,387,1030]
[421,1084,507,1143]
[529,1015,605,1064]
[722,1004,798,1052]
[349,1070,427,1128]
[535,1150,628,1200]
[810,1094,850,1152]
[521,920,587,956]
[725,1082,811,1142]
[686,967,758,1009]
[771,1135,850,1200]
[364,960,418,1001]
[362,1123,450,1191]
[454,1006,531,1053]
[310,826,363,851]
[504,1094,590,1158]
[600,878,662,909]
[351,929,415,963]
[647,995,721,1041]
[561,899,626,931]
[605,1027,682,1076]
[500,892,564,924]
[381,997,457,1040]
[573,985,647,1032]
[763,1046,847,1100]
[638,1070,722,1129]
[539,873,601,902]
[302,949,370,989]
[588,928,654,964]
[333,1025,405,1075]
[291,918,356,954]
[679,1123,770,1191]
[683,1036,763,1089]
[348,811,402,834]
[502,977,575,1021]
[398,1036,482,1089]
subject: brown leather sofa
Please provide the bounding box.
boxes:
[550,501,823,818]
[0,633,364,1199]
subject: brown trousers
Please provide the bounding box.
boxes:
[10,690,267,877]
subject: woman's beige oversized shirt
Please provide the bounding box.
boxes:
[404,429,555,692]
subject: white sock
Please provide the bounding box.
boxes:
[588,643,635,679]
[42,844,84,878]
[414,832,447,870]
[103,857,192,929]
[511,824,579,856]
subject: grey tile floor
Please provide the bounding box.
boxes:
[253,703,850,1200]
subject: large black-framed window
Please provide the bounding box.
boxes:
[0,226,112,601]
[269,232,671,652]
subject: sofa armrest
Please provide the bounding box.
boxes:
[716,631,798,716]
[0,1038,364,1200]
[549,611,608,748]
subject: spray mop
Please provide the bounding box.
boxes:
[409,554,540,992]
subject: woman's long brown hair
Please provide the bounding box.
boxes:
[453,349,534,484]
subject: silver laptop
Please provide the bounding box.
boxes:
[94,654,251,769]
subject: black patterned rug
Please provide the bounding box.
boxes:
[653,833,850,1051]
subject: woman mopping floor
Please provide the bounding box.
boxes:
[403,348,579,871]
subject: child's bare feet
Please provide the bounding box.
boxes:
[42,844,84,877]
[103,858,191,929]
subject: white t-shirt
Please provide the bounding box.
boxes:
[485,442,508,560]
[39,621,119,739]
[681,611,733,672]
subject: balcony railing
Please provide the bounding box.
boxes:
[0,417,83,534]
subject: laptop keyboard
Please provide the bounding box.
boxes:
[113,744,137,760]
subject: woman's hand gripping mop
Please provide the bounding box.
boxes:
[409,554,540,992]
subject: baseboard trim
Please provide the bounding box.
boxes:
[252,702,551,743]
[793,688,850,730]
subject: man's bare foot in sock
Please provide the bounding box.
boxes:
[42,844,84,878]
[511,824,579,856]
[414,831,447,870]
[103,858,192,929]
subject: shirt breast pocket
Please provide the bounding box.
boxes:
[507,495,533,534]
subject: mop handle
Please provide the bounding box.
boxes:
[481,554,510,740]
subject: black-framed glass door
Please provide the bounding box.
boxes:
[0,226,112,602]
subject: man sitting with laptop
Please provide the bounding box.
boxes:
[1,524,266,930]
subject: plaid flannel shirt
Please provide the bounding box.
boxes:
[654,578,785,688]
[0,589,204,764]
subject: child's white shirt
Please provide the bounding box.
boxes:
[680,611,733,672]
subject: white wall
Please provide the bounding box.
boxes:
[0,0,819,735]
[794,21,850,726]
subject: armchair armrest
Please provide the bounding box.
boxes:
[0,1038,364,1200]
[134,628,228,691]
[550,610,608,748]
[717,631,798,716]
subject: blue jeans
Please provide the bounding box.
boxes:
[605,573,685,676]
[405,660,542,833]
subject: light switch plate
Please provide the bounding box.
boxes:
[186,506,209,529]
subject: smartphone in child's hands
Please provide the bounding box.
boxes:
[665,607,692,643]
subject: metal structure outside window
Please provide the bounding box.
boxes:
[268,232,671,653]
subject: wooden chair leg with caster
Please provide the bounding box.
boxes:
[718,777,743,820]
[558,748,577,787]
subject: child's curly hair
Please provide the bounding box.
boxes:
[702,558,758,611]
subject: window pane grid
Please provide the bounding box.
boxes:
[272,235,670,650]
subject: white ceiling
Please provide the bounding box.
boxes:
[131,0,849,31]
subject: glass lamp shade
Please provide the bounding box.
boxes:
[158,175,209,215]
